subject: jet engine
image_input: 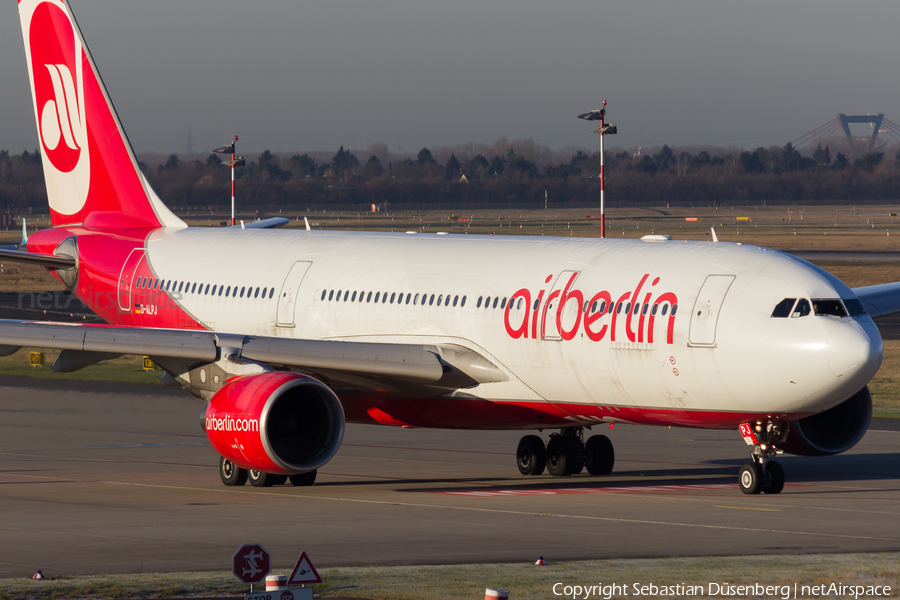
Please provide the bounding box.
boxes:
[204,371,344,474]
[778,386,872,456]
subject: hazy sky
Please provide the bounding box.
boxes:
[2,0,900,156]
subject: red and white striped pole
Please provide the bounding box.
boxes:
[231,135,238,226]
[599,102,606,238]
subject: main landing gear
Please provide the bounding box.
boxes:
[516,427,615,477]
[218,456,317,488]
[738,421,785,495]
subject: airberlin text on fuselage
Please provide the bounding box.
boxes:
[205,415,259,433]
[504,273,678,344]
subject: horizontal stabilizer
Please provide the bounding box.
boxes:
[0,248,76,269]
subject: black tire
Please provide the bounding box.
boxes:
[219,456,248,486]
[739,461,763,495]
[516,435,546,476]
[248,469,274,488]
[546,437,570,476]
[763,461,785,495]
[289,470,317,486]
[584,435,615,475]
[566,438,585,476]
[273,475,288,486]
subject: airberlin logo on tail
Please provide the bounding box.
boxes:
[504,273,679,345]
[39,63,82,165]
[24,0,91,215]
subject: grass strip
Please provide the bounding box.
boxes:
[2,552,898,600]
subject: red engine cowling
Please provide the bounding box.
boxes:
[204,371,344,474]
[778,386,872,456]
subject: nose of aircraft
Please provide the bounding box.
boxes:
[826,319,882,385]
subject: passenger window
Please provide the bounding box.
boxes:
[177,282,184,293]
[812,299,848,317]
[382,292,388,303]
[413,293,418,305]
[241,287,247,298]
[633,303,640,315]
[642,303,649,315]
[406,293,412,304]
[625,302,631,314]
[269,288,274,299]
[218,285,224,296]
[390,292,396,304]
[374,292,380,303]
[771,298,796,318]
[367,292,373,302]
[844,299,866,316]
[793,299,811,318]
[501,298,507,309]
[226,286,231,297]
[599,301,606,313]
[616,303,623,314]
[453,295,459,307]
[205,284,210,295]
[461,296,467,307]
[191,283,197,294]
[262,287,267,297]
[254,288,260,298]
[328,290,334,301]
[651,303,658,315]
[321,290,327,301]
[661,304,668,316]
[429,294,435,306]
[672,304,678,315]
[352,291,357,302]
[344,291,349,301]
[477,297,483,308]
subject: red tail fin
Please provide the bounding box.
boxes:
[19,0,184,229]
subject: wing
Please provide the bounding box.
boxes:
[0,320,506,396]
[852,282,900,318]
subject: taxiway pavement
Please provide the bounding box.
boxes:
[0,377,897,577]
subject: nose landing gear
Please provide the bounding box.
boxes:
[516,427,615,477]
[738,421,786,495]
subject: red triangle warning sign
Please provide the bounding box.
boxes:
[287,551,322,585]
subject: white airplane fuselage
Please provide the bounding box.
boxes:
[54,225,879,431]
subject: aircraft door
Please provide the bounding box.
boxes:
[541,270,581,341]
[276,261,312,327]
[688,275,735,346]
[117,248,145,312]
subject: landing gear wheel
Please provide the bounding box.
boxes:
[584,435,615,476]
[763,461,785,495]
[219,457,247,486]
[567,440,585,475]
[289,470,317,486]
[516,435,546,476]
[738,462,763,495]
[546,437,570,477]
[248,470,275,488]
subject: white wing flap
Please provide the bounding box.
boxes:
[0,320,444,384]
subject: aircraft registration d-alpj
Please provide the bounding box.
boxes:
[4,0,897,495]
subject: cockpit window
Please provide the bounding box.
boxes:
[812,299,848,317]
[844,299,866,317]
[792,299,811,318]
[772,298,796,318]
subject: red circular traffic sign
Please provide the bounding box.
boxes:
[232,543,271,584]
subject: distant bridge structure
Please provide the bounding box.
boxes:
[791,114,900,157]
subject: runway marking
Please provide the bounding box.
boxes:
[712,505,782,512]
[429,483,778,496]
[2,472,899,545]
[88,442,210,448]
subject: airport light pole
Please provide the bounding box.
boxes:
[212,136,245,226]
[577,101,617,238]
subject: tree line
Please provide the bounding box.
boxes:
[1,141,900,214]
